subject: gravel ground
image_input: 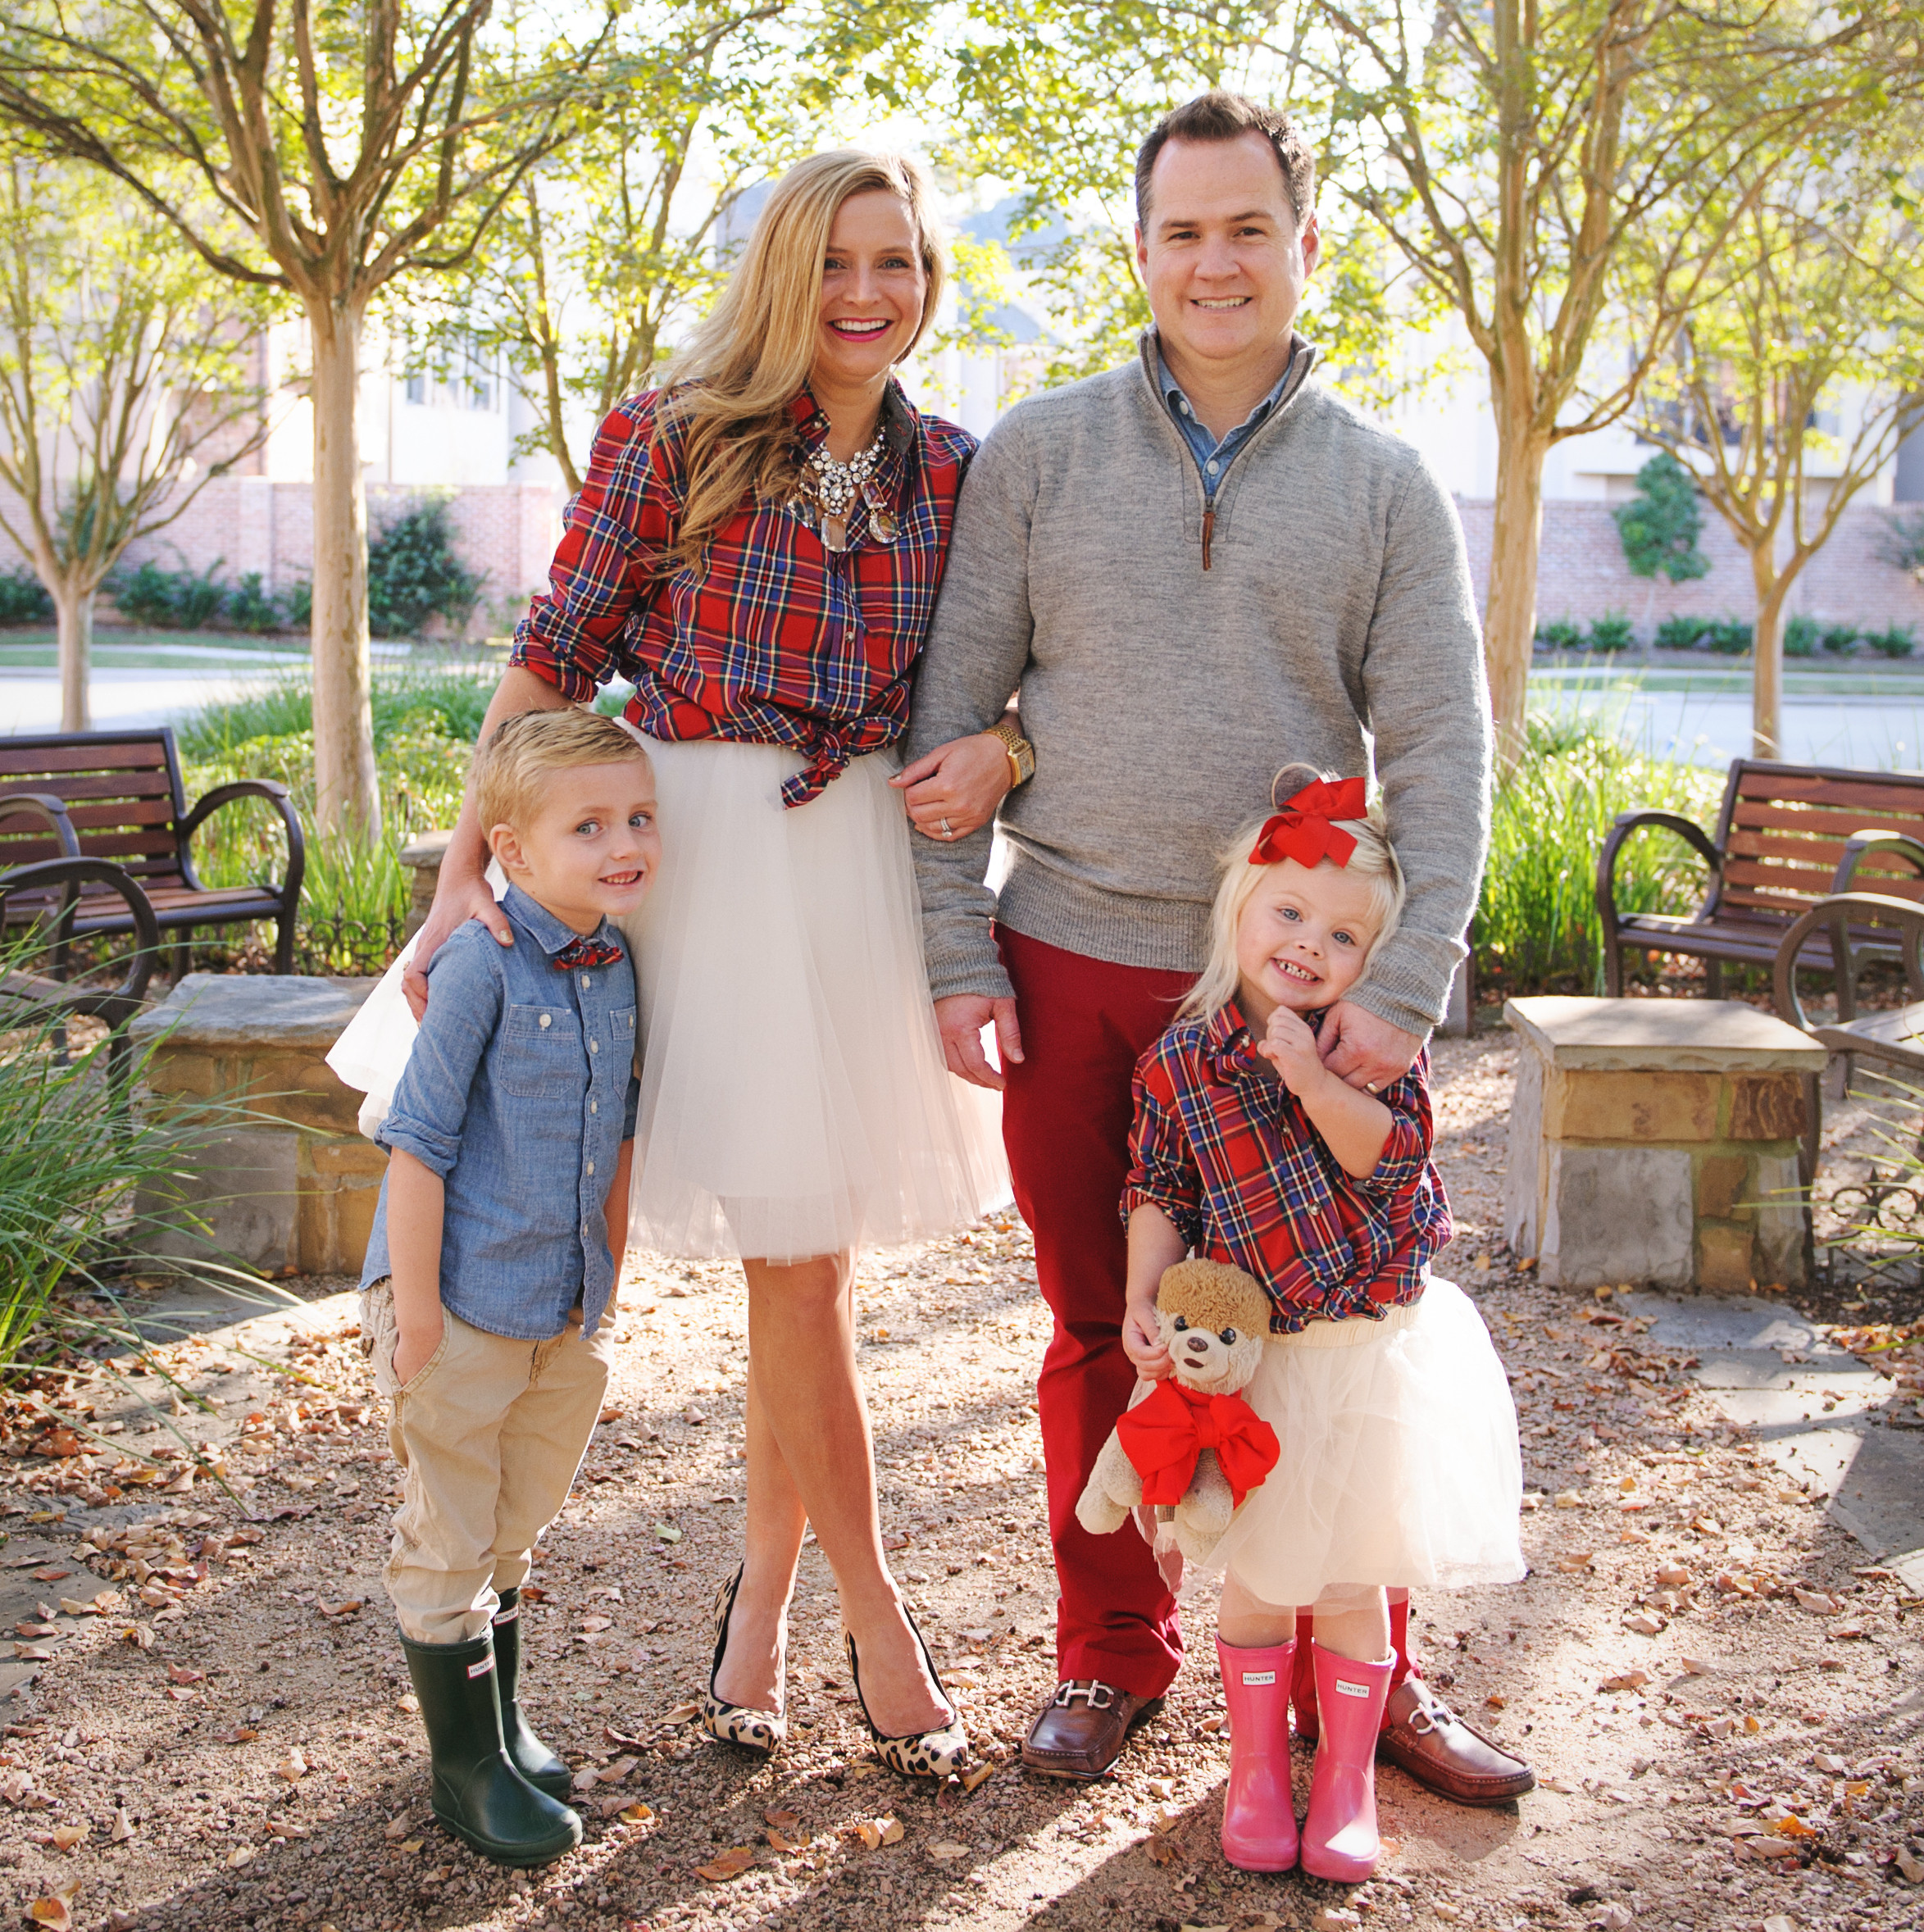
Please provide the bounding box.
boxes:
[0,1033,1919,1932]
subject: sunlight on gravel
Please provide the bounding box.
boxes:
[0,1036,1916,1931]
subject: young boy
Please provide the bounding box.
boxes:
[359,707,658,1866]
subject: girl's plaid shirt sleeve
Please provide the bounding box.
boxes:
[1121,1006,1451,1333]
[511,384,975,807]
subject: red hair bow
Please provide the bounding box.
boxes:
[1248,775,1368,870]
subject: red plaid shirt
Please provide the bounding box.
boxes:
[1123,1002,1449,1332]
[510,380,974,807]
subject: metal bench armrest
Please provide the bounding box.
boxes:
[1834,830,1924,890]
[1772,892,1924,1034]
[0,857,161,1010]
[0,793,81,857]
[178,779,307,904]
[1594,811,1722,981]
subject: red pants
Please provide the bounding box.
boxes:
[998,928,1195,1697]
[999,927,1423,1706]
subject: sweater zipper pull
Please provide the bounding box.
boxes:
[1202,504,1215,571]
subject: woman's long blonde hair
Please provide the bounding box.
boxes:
[1178,764,1407,1022]
[661,149,948,568]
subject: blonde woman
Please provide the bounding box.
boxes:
[405,152,1015,1780]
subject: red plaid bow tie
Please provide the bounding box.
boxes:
[553,935,624,971]
[1114,1378,1280,1512]
[1248,775,1368,870]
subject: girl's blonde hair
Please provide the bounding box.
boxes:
[661,149,948,569]
[1178,763,1406,1021]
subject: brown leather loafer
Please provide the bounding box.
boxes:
[1021,1680,1165,1780]
[1376,1677,1535,1806]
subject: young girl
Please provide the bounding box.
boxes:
[1121,770,1522,1881]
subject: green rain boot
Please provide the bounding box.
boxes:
[492,1588,572,1799]
[399,1628,581,1866]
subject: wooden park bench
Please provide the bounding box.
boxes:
[1595,759,1924,1001]
[0,729,305,976]
[1772,892,1924,1090]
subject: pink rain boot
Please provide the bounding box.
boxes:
[1216,1636,1299,1872]
[1301,1643,1394,1883]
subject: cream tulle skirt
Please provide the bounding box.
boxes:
[1201,1276,1525,1607]
[616,735,1008,1263]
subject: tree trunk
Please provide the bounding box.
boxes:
[308,296,380,838]
[1749,543,1788,761]
[52,576,90,733]
[1484,392,1552,767]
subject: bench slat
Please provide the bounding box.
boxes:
[1735,773,1924,813]
[0,770,176,804]
[0,740,171,776]
[1730,800,1924,835]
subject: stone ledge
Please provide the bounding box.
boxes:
[1504,994,1826,1072]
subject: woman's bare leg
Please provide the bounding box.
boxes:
[720,1250,947,1736]
[711,1340,807,1711]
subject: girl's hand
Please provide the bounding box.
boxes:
[891,730,1013,841]
[1122,1294,1172,1379]
[1257,1002,1326,1095]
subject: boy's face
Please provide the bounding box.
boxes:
[1235,857,1380,1022]
[487,757,661,935]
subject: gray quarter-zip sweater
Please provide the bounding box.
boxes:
[906,331,1491,1039]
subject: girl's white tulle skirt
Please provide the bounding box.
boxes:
[1200,1276,1525,1607]
[615,736,1008,1263]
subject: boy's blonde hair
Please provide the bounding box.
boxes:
[1178,763,1405,1021]
[472,709,653,834]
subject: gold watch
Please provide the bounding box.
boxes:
[988,715,1035,786]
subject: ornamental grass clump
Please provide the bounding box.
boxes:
[0,948,268,1375]
[1474,721,1724,996]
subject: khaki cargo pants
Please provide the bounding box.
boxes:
[362,1281,610,1644]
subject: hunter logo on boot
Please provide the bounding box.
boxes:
[1334,1677,1370,1697]
[467,1657,496,1679]
[1240,1671,1276,1685]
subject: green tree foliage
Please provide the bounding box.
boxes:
[1622,116,1924,757]
[1613,454,1710,585]
[0,155,270,730]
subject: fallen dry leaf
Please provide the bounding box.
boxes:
[1678,1656,1713,1675]
[1313,1912,1362,1932]
[661,1700,700,1724]
[617,1802,654,1825]
[25,1898,73,1931]
[695,1845,756,1882]
[166,1665,204,1685]
[959,1762,995,1793]
[1793,1587,1841,1615]
[227,1843,257,1868]
[928,1840,971,1862]
[1556,1552,1596,1572]
[382,1812,412,1841]
[1144,1833,1180,1865]
[49,1824,86,1852]
[109,1807,134,1843]
[275,1748,308,1780]
[764,1807,802,1830]
[1599,1671,1650,1693]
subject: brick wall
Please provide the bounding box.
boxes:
[1456,498,1924,638]
[0,478,565,636]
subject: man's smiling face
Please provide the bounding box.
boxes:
[1135,129,1319,379]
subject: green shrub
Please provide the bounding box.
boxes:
[110,558,228,629]
[225,572,285,634]
[367,500,484,640]
[1784,616,1818,658]
[1703,618,1752,656]
[285,579,313,629]
[0,945,270,1372]
[1654,615,1708,652]
[1822,624,1861,656]
[0,567,52,625]
[1613,453,1710,585]
[1866,624,1917,660]
[1535,617,1583,653]
[1475,721,1724,995]
[1586,612,1635,652]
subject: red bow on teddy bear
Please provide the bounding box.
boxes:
[1115,1380,1281,1511]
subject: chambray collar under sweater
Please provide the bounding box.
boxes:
[905,328,1492,1041]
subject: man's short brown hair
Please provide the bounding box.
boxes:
[1135,90,1317,231]
[472,707,653,834]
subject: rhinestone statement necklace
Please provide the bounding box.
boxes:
[793,425,896,552]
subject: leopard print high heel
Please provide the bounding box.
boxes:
[700,1563,787,1756]
[844,1607,970,1782]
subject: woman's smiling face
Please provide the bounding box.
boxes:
[813,189,927,393]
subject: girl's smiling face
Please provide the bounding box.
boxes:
[1234,857,1382,1027]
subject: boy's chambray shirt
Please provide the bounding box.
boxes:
[360,885,640,1340]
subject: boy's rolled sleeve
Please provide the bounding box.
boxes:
[376,931,504,1178]
[1121,1068,1204,1247]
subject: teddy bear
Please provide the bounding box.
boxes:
[1075,1258,1280,1565]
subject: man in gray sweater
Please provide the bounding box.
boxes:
[909,93,1531,1803]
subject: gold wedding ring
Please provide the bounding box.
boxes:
[1365,1080,1379,1093]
